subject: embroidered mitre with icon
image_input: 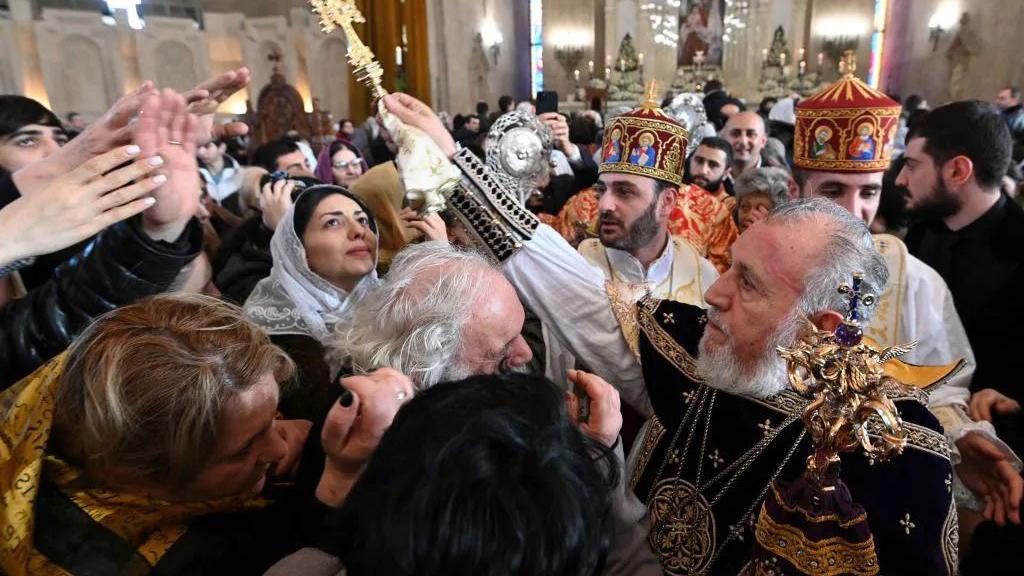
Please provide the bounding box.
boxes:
[600,81,690,186]
[794,51,901,174]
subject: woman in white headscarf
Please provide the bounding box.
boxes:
[245,185,446,418]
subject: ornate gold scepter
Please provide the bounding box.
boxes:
[309,0,462,215]
[777,273,914,479]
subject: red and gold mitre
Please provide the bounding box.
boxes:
[600,81,689,186]
[794,52,901,173]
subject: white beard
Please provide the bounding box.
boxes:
[696,308,804,399]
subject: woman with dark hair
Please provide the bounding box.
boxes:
[244,186,382,418]
[0,96,68,177]
[314,139,368,188]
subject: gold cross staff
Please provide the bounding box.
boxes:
[309,0,387,100]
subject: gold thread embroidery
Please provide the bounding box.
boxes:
[637,299,702,381]
[754,507,880,576]
[630,417,666,490]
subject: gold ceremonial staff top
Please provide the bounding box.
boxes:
[310,0,387,101]
[308,0,463,216]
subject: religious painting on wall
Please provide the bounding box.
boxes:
[677,0,725,67]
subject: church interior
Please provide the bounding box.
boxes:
[1,0,1019,126]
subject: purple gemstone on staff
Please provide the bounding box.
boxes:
[835,322,862,347]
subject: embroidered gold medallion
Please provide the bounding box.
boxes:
[649,478,716,575]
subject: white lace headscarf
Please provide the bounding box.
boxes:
[244,186,381,343]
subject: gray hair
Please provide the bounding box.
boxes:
[765,198,888,321]
[734,167,793,207]
[330,241,496,389]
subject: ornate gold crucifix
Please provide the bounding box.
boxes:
[309,0,387,100]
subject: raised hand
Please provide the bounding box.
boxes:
[11,82,157,196]
[317,368,415,507]
[399,207,448,242]
[185,67,251,145]
[538,112,573,154]
[133,89,201,241]
[0,145,165,265]
[259,178,295,231]
[381,93,457,158]
[567,369,623,447]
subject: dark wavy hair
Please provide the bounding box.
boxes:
[0,95,63,138]
[334,374,619,576]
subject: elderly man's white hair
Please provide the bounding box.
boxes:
[330,241,496,390]
[767,198,889,321]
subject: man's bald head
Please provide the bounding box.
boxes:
[723,111,768,174]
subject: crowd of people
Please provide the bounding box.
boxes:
[1,56,1023,576]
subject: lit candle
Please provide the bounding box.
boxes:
[605,66,612,78]
[799,60,807,76]
[817,52,824,67]
[638,52,645,67]
[619,58,625,72]
[762,48,769,62]
[396,46,403,66]
[799,47,805,60]
[780,52,787,66]
[574,69,581,81]
[588,60,594,73]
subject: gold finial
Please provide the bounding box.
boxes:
[839,50,857,77]
[641,79,661,110]
[310,0,387,100]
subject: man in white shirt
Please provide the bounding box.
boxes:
[197,140,244,212]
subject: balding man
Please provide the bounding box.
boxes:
[722,111,769,176]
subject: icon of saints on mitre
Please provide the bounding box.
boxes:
[629,132,659,168]
[810,125,837,160]
[604,127,623,163]
[848,122,877,161]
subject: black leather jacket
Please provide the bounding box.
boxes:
[0,217,202,388]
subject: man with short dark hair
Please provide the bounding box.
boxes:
[453,114,481,148]
[684,136,734,208]
[197,139,244,213]
[252,139,313,177]
[996,86,1024,141]
[903,100,1022,401]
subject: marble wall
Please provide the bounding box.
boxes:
[427,0,530,117]
[884,0,1024,106]
[0,1,367,123]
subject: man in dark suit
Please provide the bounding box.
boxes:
[902,100,1022,400]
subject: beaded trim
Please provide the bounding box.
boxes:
[450,149,539,262]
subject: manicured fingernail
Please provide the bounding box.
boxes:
[339,390,354,408]
[148,156,164,167]
[152,174,167,184]
[143,197,156,205]
[126,145,141,155]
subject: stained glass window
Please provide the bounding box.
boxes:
[530,0,543,95]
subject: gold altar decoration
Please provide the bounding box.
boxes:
[310,0,461,215]
[776,273,914,480]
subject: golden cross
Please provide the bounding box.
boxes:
[641,79,661,110]
[309,0,387,100]
[840,50,857,77]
